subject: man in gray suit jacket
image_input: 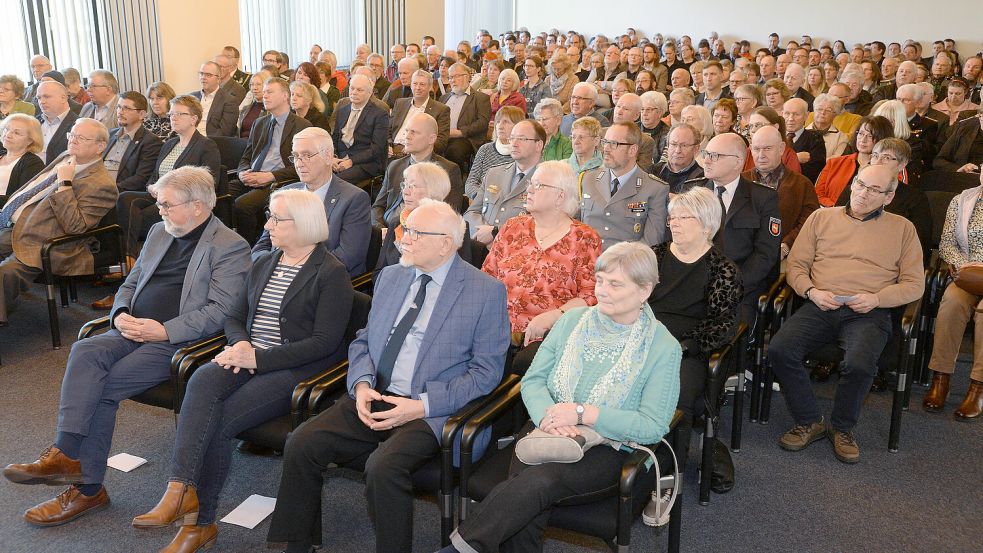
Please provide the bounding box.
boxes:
[267,200,509,553]
[2,166,250,527]
[440,62,491,173]
[191,61,240,137]
[78,70,120,130]
[253,127,371,276]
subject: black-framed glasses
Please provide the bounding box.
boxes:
[157,200,194,212]
[869,152,899,163]
[167,111,194,119]
[402,226,447,241]
[666,215,698,226]
[850,177,889,196]
[701,150,739,162]
[264,210,294,226]
[600,138,634,148]
[508,136,541,143]
[198,71,219,79]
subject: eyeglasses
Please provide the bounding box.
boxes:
[571,95,592,102]
[851,178,888,195]
[167,111,194,119]
[701,150,740,162]
[85,83,111,90]
[198,71,219,78]
[667,215,698,226]
[66,132,97,143]
[399,181,420,191]
[449,73,469,80]
[508,135,541,143]
[116,105,140,112]
[263,58,279,64]
[157,200,195,212]
[747,122,769,131]
[264,210,294,226]
[288,150,328,164]
[528,181,561,192]
[870,152,899,163]
[1,128,26,138]
[733,96,753,102]
[401,226,447,241]
[600,138,634,148]
[667,141,699,149]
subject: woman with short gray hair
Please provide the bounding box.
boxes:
[808,93,849,158]
[648,185,742,461]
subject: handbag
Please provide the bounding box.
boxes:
[514,426,606,465]
[954,265,983,296]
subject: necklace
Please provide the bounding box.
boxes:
[535,220,569,247]
[276,247,315,278]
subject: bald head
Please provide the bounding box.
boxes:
[409,111,438,135]
[750,126,784,172]
[614,93,642,123]
[704,133,747,183]
[851,164,897,216]
[36,81,70,117]
[896,60,917,85]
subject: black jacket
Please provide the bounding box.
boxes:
[236,113,311,185]
[37,109,80,165]
[225,245,354,373]
[935,117,983,172]
[105,126,163,191]
[0,152,44,206]
[152,131,221,184]
[791,128,827,183]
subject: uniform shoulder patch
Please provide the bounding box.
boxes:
[769,217,781,237]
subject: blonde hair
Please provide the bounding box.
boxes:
[269,188,329,245]
[0,113,44,154]
[289,81,325,113]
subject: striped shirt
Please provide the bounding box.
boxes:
[250,263,300,350]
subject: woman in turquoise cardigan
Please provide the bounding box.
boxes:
[442,241,681,553]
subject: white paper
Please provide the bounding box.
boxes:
[220,494,277,529]
[106,452,148,472]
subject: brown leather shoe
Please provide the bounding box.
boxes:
[160,523,217,553]
[3,446,82,485]
[827,427,860,464]
[779,418,826,451]
[133,481,200,528]
[954,379,983,421]
[922,371,951,412]
[90,293,116,310]
[24,486,109,527]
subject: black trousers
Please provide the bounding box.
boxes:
[444,138,476,177]
[266,395,440,553]
[230,181,271,245]
[675,354,708,463]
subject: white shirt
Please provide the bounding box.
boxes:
[712,176,741,213]
[197,89,217,135]
[394,98,428,145]
[41,109,70,159]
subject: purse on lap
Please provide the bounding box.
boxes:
[954,265,983,297]
[514,426,606,465]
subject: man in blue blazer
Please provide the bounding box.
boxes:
[252,127,371,276]
[331,74,390,183]
[2,166,251,527]
[267,200,510,553]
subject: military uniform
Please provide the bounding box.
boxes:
[231,68,251,90]
[464,162,538,234]
[578,166,669,250]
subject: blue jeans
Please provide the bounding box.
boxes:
[169,361,319,524]
[57,330,181,485]
[769,302,891,432]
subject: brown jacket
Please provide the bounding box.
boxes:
[742,168,819,248]
[12,155,118,274]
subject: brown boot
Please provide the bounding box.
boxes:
[954,380,983,421]
[922,371,951,412]
[160,523,217,553]
[3,446,82,485]
[132,481,199,528]
[90,293,116,310]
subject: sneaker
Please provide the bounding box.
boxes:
[779,418,826,451]
[828,427,860,464]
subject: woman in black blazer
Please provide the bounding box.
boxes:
[133,188,354,551]
[0,113,45,206]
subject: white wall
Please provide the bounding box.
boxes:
[514,0,982,62]
[158,0,241,94]
[407,0,445,51]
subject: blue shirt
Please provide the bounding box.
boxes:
[260,112,290,172]
[304,174,332,202]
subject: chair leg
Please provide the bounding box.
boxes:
[46,283,61,349]
[667,430,683,553]
[760,365,774,424]
[699,414,714,506]
[749,343,763,422]
[69,278,78,303]
[890,338,912,452]
[731,345,746,452]
[59,280,69,307]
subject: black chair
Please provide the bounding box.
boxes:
[209,136,249,181]
[758,286,922,452]
[456,382,685,553]
[41,210,126,349]
[914,191,957,385]
[233,291,373,452]
[351,227,383,293]
[748,274,787,426]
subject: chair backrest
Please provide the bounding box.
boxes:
[210,136,249,170]
[925,191,956,249]
[365,226,383,273]
[346,291,372,344]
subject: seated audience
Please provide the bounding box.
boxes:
[743,126,820,259]
[934,105,983,173]
[640,90,670,157]
[815,115,895,206]
[546,50,577,110]
[389,69,451,157]
[712,98,739,137]
[783,63,815,110]
[666,87,696,127]
[783,98,826,182]
[649,187,741,458]
[841,70,874,116]
[214,53,247,106]
[191,62,239,137]
[36,81,79,165]
[79,70,120,129]
[289,81,329,130]
[763,78,792,112]
[580,121,668,248]
[63,68,90,107]
[535,98,571,161]
[22,55,52,103]
[924,170,983,419]
[823,83,864,135]
[0,75,36,119]
[133,188,351,553]
[145,81,177,140]
[238,70,271,139]
[654,123,705,194]
[441,62,492,174]
[696,61,731,111]
[235,78,311,244]
[102,91,163,192]
[482,160,600,374]
[771,164,923,463]
[742,106,803,173]
[888,86,936,172]
[443,241,680,553]
[807,93,850,159]
[933,77,978,129]
[491,68,527,125]
[382,57,419,110]
[313,61,341,121]
[560,82,610,136]
[464,106,524,199]
[1,166,249,527]
[254,127,370,276]
[861,138,932,260]
[804,66,828,98]
[374,113,463,228]
[266,200,510,553]
[0,114,45,205]
[567,115,603,174]
[597,77,633,121]
[681,104,713,159]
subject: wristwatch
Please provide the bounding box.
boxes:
[575,403,585,425]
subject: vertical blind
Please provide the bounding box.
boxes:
[99,0,164,94]
[444,0,514,51]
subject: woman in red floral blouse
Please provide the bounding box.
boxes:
[482,160,601,374]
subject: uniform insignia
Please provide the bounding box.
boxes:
[582,193,591,199]
[330,198,337,203]
[487,184,499,195]
[769,217,781,237]
[627,201,647,213]
[633,222,642,233]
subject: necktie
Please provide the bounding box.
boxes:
[342,108,362,147]
[251,118,277,172]
[787,132,795,143]
[715,185,727,213]
[375,274,433,392]
[611,177,621,196]
[510,171,525,194]
[0,172,59,228]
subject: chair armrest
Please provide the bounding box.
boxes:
[351,271,375,292]
[441,374,521,457]
[619,410,684,495]
[901,298,921,341]
[758,273,786,316]
[460,379,524,458]
[307,361,350,415]
[41,225,123,277]
[78,316,111,340]
[170,334,227,378]
[290,362,351,427]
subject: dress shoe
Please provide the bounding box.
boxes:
[922,371,951,412]
[954,379,983,421]
[3,445,82,485]
[160,523,217,553]
[90,293,116,310]
[24,486,109,526]
[133,481,199,528]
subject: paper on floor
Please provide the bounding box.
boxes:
[107,452,147,472]
[220,494,277,529]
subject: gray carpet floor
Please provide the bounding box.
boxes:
[0,283,981,553]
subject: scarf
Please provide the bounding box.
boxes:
[549,73,568,97]
[549,305,658,408]
[393,206,411,247]
[495,139,512,156]
[956,186,983,257]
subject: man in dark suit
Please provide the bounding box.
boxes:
[253,127,371,276]
[382,57,419,110]
[366,54,393,99]
[214,53,248,105]
[102,91,162,192]
[234,78,311,244]
[23,55,52,103]
[374,113,463,228]
[266,200,510,553]
[191,61,239,138]
[389,69,451,156]
[35,81,80,165]
[783,64,815,111]
[331,74,390,183]
[2,166,250,527]
[440,62,491,174]
[783,98,826,183]
[687,132,781,324]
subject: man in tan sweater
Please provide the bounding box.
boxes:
[769,164,923,463]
